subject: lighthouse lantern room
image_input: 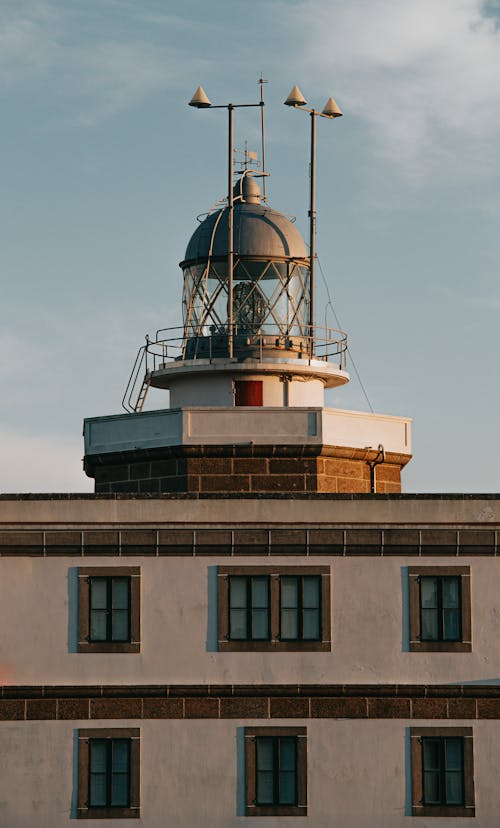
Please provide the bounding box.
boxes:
[83,84,412,495]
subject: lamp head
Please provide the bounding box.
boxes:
[284,85,307,107]
[189,86,211,108]
[322,97,343,118]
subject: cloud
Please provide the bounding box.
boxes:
[0,0,211,122]
[288,0,500,188]
[0,0,61,86]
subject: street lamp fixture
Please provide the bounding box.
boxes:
[189,86,263,358]
[284,85,343,350]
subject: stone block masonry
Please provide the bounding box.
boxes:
[87,444,410,494]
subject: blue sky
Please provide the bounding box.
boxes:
[0,0,499,492]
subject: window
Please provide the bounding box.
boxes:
[78,567,141,653]
[280,575,321,641]
[409,566,471,652]
[229,575,270,640]
[245,727,307,817]
[77,728,140,819]
[411,727,475,817]
[218,566,331,651]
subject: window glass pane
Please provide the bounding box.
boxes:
[251,577,269,609]
[257,739,274,771]
[303,577,320,609]
[90,609,107,641]
[111,773,129,807]
[230,577,247,609]
[281,608,298,640]
[89,741,107,807]
[421,608,439,640]
[445,739,463,771]
[257,771,274,804]
[443,577,460,609]
[302,608,320,640]
[112,741,130,773]
[252,608,269,639]
[112,609,129,641]
[89,773,107,807]
[90,579,108,610]
[446,771,464,805]
[443,608,460,640]
[423,739,440,771]
[279,771,296,805]
[281,577,298,608]
[230,608,247,639]
[279,738,296,772]
[112,578,129,610]
[423,771,441,805]
[90,741,107,773]
[421,578,438,609]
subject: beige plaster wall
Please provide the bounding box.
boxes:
[0,719,497,826]
[1,496,498,527]
[1,556,499,685]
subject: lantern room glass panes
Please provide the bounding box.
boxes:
[420,576,461,642]
[182,259,310,340]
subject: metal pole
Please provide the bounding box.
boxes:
[227,104,234,358]
[259,77,267,201]
[309,110,316,353]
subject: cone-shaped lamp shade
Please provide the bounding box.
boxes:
[189,86,211,108]
[322,97,343,118]
[284,85,307,107]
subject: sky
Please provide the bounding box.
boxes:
[0,0,499,493]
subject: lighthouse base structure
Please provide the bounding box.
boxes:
[84,406,412,494]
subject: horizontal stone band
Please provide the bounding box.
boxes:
[1,684,499,720]
[0,526,497,556]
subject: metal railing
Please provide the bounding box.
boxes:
[122,324,348,413]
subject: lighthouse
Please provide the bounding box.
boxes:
[83,94,411,494]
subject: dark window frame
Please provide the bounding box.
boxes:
[419,575,461,643]
[89,738,130,808]
[77,728,140,819]
[78,567,141,653]
[245,727,307,817]
[409,566,471,653]
[229,574,271,641]
[218,566,331,652]
[279,574,322,642]
[411,727,475,818]
[89,576,131,644]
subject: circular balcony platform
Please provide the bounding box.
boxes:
[148,355,349,390]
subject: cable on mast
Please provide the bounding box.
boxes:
[317,256,374,413]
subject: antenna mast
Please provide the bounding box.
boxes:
[259,74,268,200]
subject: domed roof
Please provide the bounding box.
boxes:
[181,194,308,265]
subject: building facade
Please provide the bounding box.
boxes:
[0,494,499,825]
